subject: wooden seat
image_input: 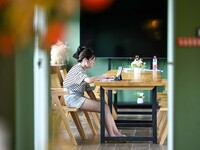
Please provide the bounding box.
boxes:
[157,107,168,145]
[157,79,168,145]
[51,73,65,105]
[60,69,101,130]
[51,90,84,145]
[51,73,97,145]
[60,68,67,83]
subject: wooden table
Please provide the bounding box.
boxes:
[94,70,164,144]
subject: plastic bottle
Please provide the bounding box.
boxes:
[152,56,157,70]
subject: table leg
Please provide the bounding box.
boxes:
[100,87,105,143]
[113,93,118,113]
[152,87,157,143]
[108,90,112,113]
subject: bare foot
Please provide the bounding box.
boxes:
[114,131,126,136]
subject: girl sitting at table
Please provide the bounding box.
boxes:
[63,46,124,137]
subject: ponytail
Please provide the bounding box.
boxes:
[73,46,86,59]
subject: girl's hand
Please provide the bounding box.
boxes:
[101,75,115,80]
[106,76,115,79]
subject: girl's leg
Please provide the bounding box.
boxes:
[80,99,121,136]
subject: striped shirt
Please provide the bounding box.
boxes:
[63,63,91,93]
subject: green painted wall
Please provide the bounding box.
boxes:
[1,0,200,149]
[12,2,81,150]
[174,0,200,149]
[15,46,34,150]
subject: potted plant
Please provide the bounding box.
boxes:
[50,40,70,65]
[136,92,145,104]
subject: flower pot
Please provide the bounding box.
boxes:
[137,98,144,104]
[134,68,141,74]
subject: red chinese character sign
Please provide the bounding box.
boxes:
[177,37,200,47]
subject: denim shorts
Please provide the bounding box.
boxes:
[64,92,86,109]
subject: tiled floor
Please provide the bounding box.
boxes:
[52,111,167,150]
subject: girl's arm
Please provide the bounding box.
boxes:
[84,75,114,84]
[84,75,104,84]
